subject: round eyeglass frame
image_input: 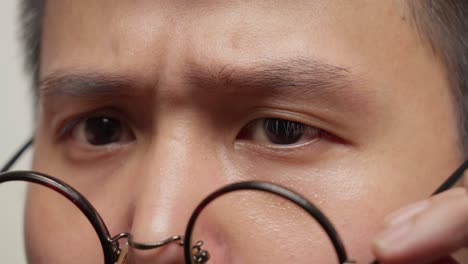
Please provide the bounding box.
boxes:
[0,171,352,263]
[0,138,467,264]
[0,171,118,263]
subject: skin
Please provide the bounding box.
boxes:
[26,0,466,263]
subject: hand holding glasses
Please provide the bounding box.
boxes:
[0,138,466,263]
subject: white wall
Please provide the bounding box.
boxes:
[0,0,33,163]
[0,0,34,263]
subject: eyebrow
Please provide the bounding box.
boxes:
[39,73,144,100]
[186,58,356,96]
[39,58,362,104]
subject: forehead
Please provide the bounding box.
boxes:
[41,1,416,78]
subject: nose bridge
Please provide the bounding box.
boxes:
[128,125,223,262]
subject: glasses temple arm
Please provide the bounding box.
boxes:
[432,159,468,195]
[370,160,468,264]
[1,137,34,173]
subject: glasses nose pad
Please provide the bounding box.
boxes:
[191,241,210,264]
[117,243,130,264]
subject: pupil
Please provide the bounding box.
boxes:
[264,118,304,145]
[84,117,122,146]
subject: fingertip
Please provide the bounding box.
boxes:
[430,256,459,264]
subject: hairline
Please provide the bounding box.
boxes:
[408,0,468,158]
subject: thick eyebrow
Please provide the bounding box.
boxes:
[186,58,359,97]
[39,58,363,104]
[39,73,146,101]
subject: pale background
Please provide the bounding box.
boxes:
[0,0,34,262]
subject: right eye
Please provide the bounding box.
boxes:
[237,118,324,147]
[71,116,135,147]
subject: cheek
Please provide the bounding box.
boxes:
[24,186,104,264]
[237,159,440,263]
[188,189,340,263]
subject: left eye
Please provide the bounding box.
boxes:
[237,118,323,146]
[70,116,135,147]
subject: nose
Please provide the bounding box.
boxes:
[127,124,229,264]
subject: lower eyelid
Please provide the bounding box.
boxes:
[62,141,132,163]
[233,138,324,162]
[268,138,321,149]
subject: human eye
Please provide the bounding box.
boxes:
[236,118,325,147]
[65,115,135,148]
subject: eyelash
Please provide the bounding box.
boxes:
[56,109,129,142]
[237,118,326,147]
[56,109,331,152]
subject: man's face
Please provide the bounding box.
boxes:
[28,0,463,263]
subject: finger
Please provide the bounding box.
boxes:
[372,188,468,264]
[383,188,467,227]
[430,256,459,264]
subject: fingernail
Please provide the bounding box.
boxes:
[374,221,413,251]
[385,200,429,226]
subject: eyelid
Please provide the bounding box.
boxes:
[57,115,84,141]
[241,108,324,130]
[238,118,323,146]
[241,108,352,145]
[54,107,132,142]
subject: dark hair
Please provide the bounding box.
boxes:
[408,0,468,158]
[21,0,44,88]
[20,0,468,157]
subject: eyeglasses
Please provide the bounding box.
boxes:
[0,138,466,264]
